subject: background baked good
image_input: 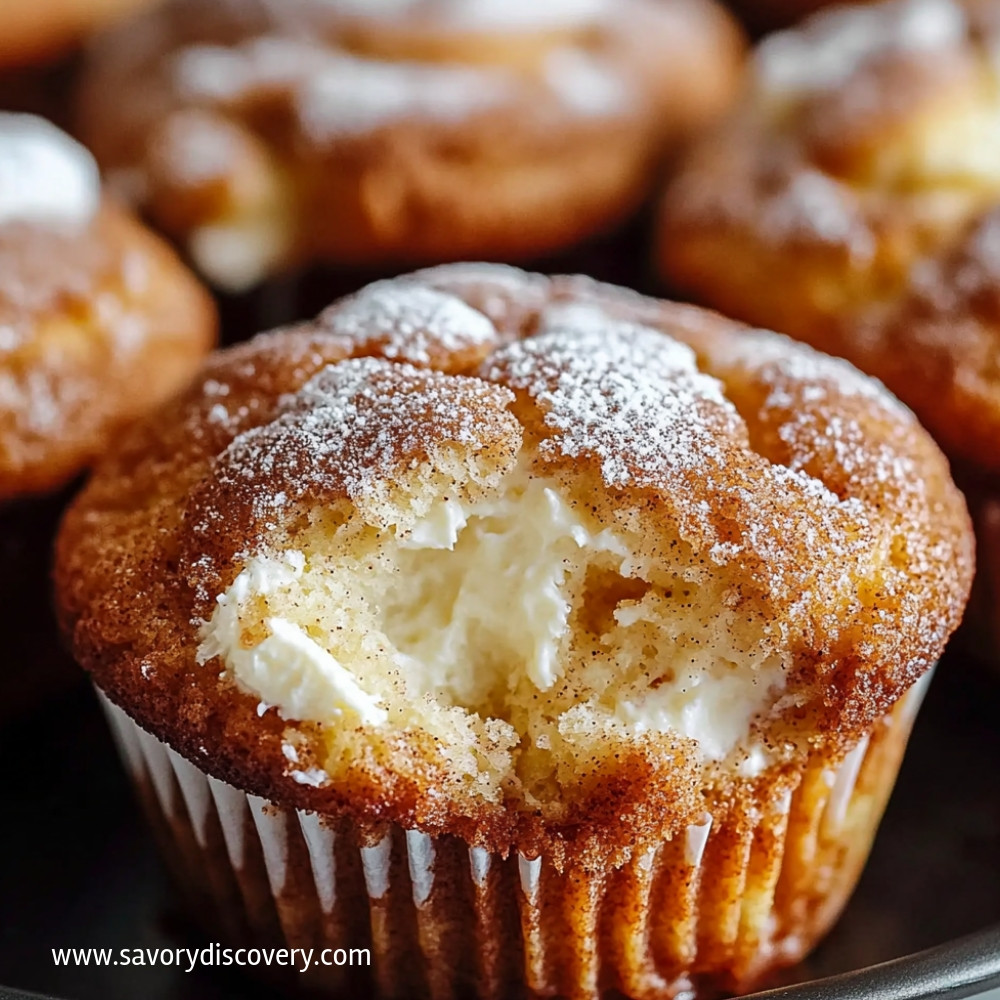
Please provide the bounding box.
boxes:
[78,0,744,294]
[0,112,216,721]
[659,0,1000,475]
[0,115,217,498]
[658,0,1000,658]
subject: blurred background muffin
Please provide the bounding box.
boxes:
[0,112,216,721]
[56,265,972,999]
[76,0,744,326]
[657,0,1000,654]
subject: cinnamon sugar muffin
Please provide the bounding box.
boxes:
[0,112,215,719]
[656,0,1000,651]
[56,265,971,998]
[77,0,743,294]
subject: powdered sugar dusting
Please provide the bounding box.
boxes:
[485,304,741,489]
[178,267,960,633]
[416,261,540,291]
[543,49,632,118]
[757,0,966,95]
[154,1,644,149]
[761,170,876,258]
[174,39,326,103]
[296,54,513,139]
[729,333,910,417]
[211,356,516,513]
[317,281,498,365]
[176,36,512,137]
[149,110,248,188]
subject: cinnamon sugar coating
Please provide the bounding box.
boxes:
[0,202,216,500]
[659,0,1000,474]
[56,265,971,867]
[77,0,743,289]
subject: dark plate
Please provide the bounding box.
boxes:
[2,646,1000,1000]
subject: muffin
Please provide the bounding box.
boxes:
[77,0,743,303]
[656,0,1000,653]
[0,112,216,720]
[55,265,972,998]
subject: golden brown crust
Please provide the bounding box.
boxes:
[0,201,217,500]
[658,0,1000,473]
[55,264,972,864]
[78,0,744,286]
[0,0,157,68]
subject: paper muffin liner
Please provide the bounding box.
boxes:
[97,674,930,1000]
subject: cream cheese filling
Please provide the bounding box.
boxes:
[386,476,627,694]
[196,551,388,726]
[197,469,788,766]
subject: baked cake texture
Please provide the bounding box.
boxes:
[57,265,973,998]
[78,0,743,290]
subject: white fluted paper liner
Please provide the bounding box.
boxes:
[96,672,931,1000]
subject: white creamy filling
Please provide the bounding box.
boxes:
[869,98,1000,191]
[0,113,101,228]
[196,552,388,726]
[386,477,626,694]
[197,473,786,764]
[610,631,784,762]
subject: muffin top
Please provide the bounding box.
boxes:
[78,0,742,288]
[56,265,972,862]
[661,0,1000,474]
[0,113,216,501]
